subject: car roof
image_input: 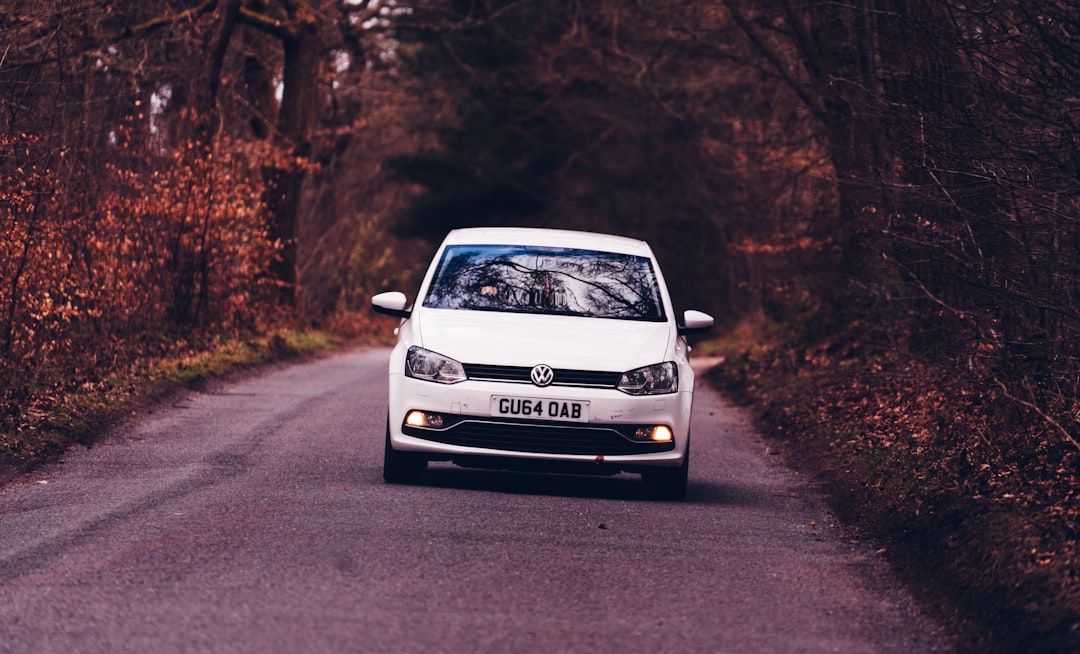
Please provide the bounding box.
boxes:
[440,227,654,257]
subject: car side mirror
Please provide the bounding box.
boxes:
[372,291,411,319]
[678,309,714,336]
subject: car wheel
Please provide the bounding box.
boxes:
[383,419,426,484]
[642,446,689,501]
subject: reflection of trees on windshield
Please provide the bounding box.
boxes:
[423,246,666,321]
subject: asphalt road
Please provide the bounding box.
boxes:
[0,348,950,653]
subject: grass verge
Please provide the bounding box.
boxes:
[0,329,342,483]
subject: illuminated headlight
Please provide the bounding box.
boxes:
[618,362,678,395]
[633,425,674,442]
[405,346,467,384]
[405,410,445,429]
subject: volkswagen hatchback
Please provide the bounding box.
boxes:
[372,227,713,499]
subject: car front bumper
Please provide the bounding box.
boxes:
[387,374,693,470]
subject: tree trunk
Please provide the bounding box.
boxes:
[264,4,321,303]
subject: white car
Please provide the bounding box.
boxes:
[372,227,713,499]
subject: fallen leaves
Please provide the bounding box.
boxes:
[707,316,1080,648]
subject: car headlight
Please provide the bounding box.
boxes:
[618,362,678,395]
[405,346,467,384]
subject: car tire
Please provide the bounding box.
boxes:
[383,419,426,484]
[642,445,689,501]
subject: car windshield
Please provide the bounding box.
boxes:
[422,244,667,321]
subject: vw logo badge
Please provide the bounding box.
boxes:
[530,364,554,387]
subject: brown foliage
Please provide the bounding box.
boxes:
[0,125,284,442]
[709,317,1080,652]
[0,0,441,463]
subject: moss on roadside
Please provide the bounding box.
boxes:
[0,329,341,480]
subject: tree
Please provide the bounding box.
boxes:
[721,0,1080,454]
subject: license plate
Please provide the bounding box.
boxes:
[490,396,590,423]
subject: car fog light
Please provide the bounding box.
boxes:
[635,425,673,442]
[405,410,444,429]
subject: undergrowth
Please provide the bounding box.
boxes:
[705,317,1080,654]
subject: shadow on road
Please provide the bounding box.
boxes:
[405,464,732,505]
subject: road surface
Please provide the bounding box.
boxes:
[0,348,949,652]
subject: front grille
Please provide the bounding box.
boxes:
[403,416,674,456]
[463,364,621,388]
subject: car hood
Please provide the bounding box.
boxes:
[413,308,673,372]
